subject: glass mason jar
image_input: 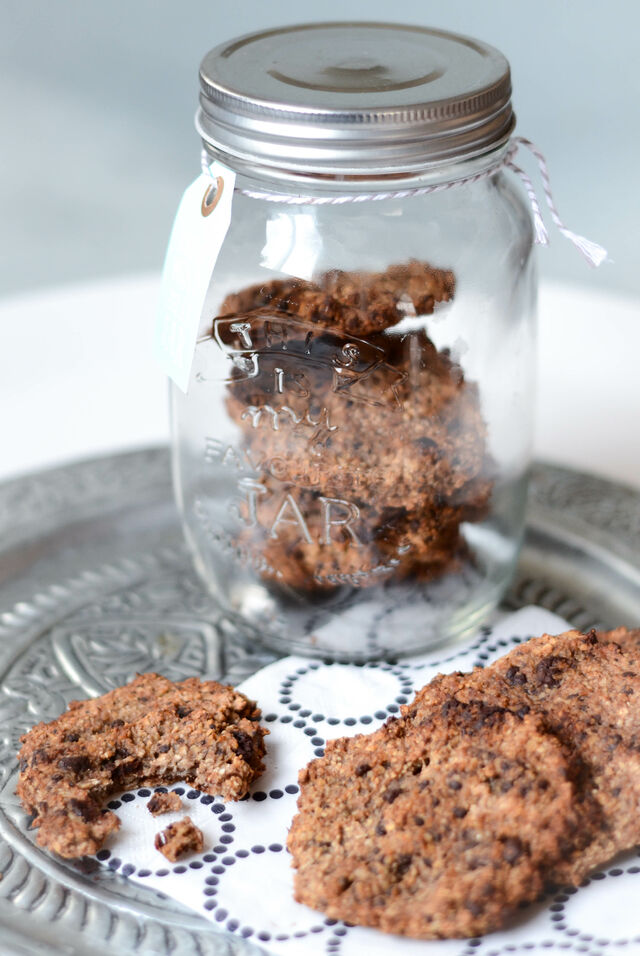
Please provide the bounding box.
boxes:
[169,23,536,660]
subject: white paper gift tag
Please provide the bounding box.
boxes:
[154,160,236,392]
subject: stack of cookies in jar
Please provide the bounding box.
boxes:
[215,260,493,592]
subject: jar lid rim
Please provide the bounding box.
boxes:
[197,21,514,176]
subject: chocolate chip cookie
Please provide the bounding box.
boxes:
[233,479,484,591]
[225,332,490,510]
[17,673,267,859]
[288,627,640,937]
[219,259,455,338]
[216,261,493,592]
[288,696,583,938]
[413,628,640,885]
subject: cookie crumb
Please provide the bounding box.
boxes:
[154,817,203,861]
[147,791,182,816]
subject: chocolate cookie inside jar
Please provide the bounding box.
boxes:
[218,262,493,592]
[169,23,536,658]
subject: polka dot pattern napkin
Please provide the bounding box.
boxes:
[95,607,640,956]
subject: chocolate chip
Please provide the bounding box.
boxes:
[535,656,563,687]
[393,854,412,877]
[502,837,523,864]
[147,794,162,814]
[447,777,462,791]
[453,806,468,819]
[176,705,191,718]
[32,748,48,766]
[382,786,402,804]
[505,665,527,686]
[157,744,170,754]
[375,822,387,836]
[58,754,90,774]
[475,703,507,729]
[414,815,424,826]
[415,436,437,450]
[233,730,255,762]
[63,732,80,743]
[440,699,458,718]
[355,763,371,777]
[110,719,125,728]
[466,901,483,917]
[112,758,141,784]
[69,798,100,822]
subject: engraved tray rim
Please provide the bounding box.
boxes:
[1,446,639,956]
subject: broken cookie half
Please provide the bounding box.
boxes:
[16,673,267,859]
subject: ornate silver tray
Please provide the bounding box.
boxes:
[0,448,639,956]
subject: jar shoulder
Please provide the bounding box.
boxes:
[207,165,534,316]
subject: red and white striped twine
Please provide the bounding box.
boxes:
[201,138,607,268]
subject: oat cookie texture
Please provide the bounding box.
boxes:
[16,673,267,858]
[288,627,640,938]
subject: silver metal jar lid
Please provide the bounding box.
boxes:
[197,22,514,178]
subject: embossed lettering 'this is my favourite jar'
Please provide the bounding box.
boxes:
[160,23,605,659]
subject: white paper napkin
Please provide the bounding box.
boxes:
[94,607,640,955]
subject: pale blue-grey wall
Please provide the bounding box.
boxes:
[1,0,637,296]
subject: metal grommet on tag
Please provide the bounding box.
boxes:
[201,176,224,217]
